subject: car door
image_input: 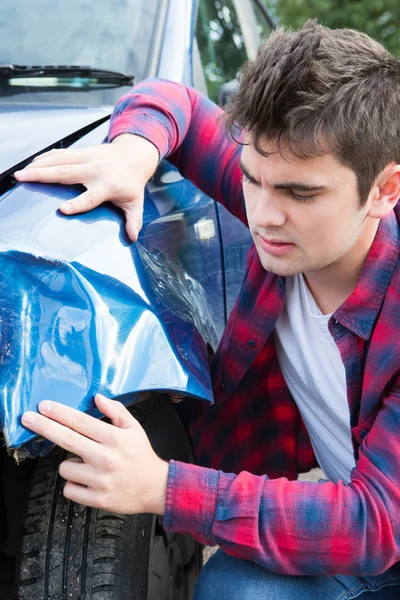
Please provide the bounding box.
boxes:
[194,0,275,316]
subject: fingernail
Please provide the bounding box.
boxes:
[61,203,72,214]
[39,400,52,414]
[22,412,36,425]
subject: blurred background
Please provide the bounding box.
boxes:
[270,0,399,56]
[197,0,399,105]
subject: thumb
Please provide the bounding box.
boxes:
[95,394,137,429]
[123,199,144,242]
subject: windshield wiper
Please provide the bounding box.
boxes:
[0,64,134,85]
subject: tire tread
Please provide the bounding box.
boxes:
[15,395,200,599]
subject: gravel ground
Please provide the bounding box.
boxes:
[203,468,324,564]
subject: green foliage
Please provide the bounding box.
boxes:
[270,0,400,56]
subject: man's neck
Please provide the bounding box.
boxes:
[303,272,355,315]
[303,219,380,315]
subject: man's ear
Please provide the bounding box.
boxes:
[367,164,400,219]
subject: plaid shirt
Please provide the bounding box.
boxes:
[109,79,400,576]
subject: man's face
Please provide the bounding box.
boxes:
[241,140,375,277]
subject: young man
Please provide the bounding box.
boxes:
[17,21,400,598]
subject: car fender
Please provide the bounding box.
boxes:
[0,127,223,455]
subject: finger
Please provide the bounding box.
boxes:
[59,185,106,215]
[14,164,90,185]
[21,411,101,464]
[59,458,98,487]
[124,200,144,242]
[22,398,115,448]
[63,481,106,509]
[39,400,117,443]
[31,149,87,167]
[94,394,137,430]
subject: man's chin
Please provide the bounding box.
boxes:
[257,253,305,277]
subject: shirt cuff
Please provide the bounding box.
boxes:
[164,460,219,546]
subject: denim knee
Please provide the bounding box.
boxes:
[194,549,267,600]
[194,550,400,600]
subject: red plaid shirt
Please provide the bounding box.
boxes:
[109,79,400,576]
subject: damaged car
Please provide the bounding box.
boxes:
[0,0,274,598]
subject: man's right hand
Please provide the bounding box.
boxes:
[14,134,160,242]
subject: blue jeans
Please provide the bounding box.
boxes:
[194,550,400,600]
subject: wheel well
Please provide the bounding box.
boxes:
[130,393,195,464]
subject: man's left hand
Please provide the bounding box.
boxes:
[21,395,169,515]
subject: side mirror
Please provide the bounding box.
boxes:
[219,79,239,106]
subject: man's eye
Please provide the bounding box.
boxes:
[290,191,316,202]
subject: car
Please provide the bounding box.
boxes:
[0,1,275,598]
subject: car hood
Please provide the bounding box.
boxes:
[0,103,112,177]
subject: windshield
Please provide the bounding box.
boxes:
[0,0,159,105]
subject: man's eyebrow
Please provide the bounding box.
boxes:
[239,159,260,184]
[273,182,327,192]
[239,159,327,192]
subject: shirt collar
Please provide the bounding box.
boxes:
[333,210,400,340]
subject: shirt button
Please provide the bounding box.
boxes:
[247,339,256,348]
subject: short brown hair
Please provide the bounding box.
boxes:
[223,20,400,205]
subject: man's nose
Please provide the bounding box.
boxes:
[252,190,287,228]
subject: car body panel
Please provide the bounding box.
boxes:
[0,104,112,175]
[158,0,195,84]
[0,121,225,452]
[216,204,252,318]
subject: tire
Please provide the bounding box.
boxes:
[14,394,202,600]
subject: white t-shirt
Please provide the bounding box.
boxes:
[274,274,356,483]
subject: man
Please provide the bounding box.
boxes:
[16,21,400,599]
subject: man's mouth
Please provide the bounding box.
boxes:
[258,235,296,256]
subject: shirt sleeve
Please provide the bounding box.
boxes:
[164,383,400,576]
[108,78,247,226]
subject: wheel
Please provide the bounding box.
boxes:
[14,394,202,599]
